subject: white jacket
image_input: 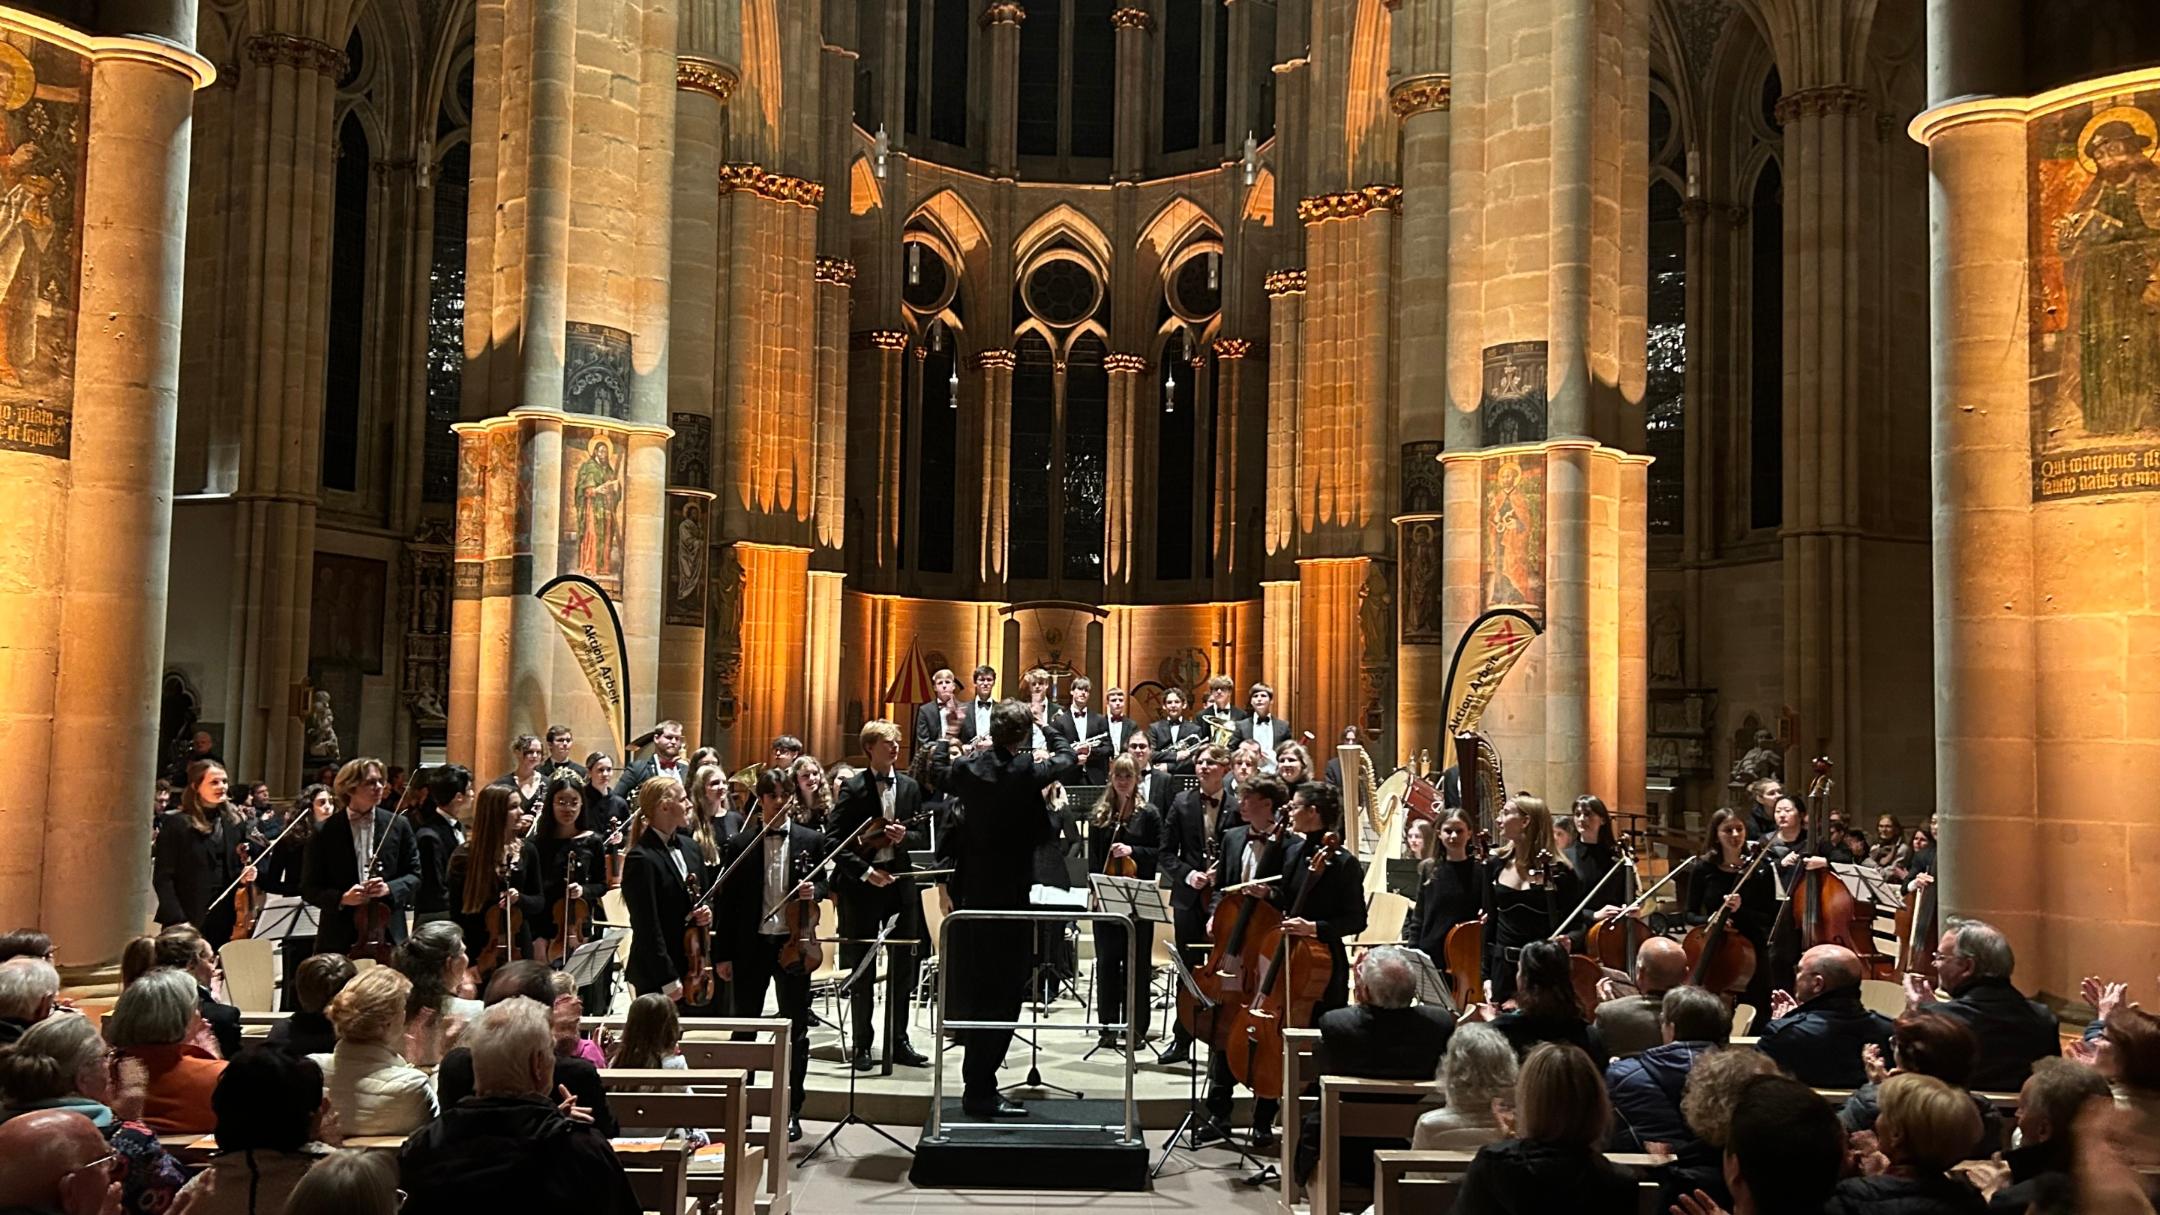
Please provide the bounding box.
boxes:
[312,1040,437,1136]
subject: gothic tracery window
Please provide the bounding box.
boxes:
[1646,80,1686,536]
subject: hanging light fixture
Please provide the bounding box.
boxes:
[949,362,960,409]
[874,123,891,180]
[907,241,921,287]
[1241,131,1259,186]
[1163,362,1176,414]
[1206,250,1219,291]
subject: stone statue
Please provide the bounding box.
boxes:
[1730,728,1781,786]
[1651,604,1683,684]
[304,690,340,761]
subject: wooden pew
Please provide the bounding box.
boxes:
[1368,1151,1660,1215]
[589,1016,793,1215]
[602,1069,759,1215]
[1278,1028,1321,1212]
[617,1141,694,1215]
[1306,1076,1442,1215]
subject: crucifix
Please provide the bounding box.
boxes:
[1209,634,1236,682]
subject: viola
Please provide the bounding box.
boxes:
[230,842,259,940]
[553,840,591,966]
[1685,839,1774,996]
[476,843,523,977]
[1226,832,1340,1100]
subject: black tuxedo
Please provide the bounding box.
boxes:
[715,819,830,1114]
[618,826,712,998]
[300,809,422,956]
[1052,709,1110,780]
[1160,784,1233,913]
[1101,716,1143,767]
[827,769,928,1050]
[1149,718,1207,775]
[929,735,1078,1102]
[1234,715,1298,761]
[611,754,698,802]
[914,700,965,750]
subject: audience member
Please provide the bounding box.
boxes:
[1453,1042,1636,1214]
[2089,1004,2160,1166]
[1672,1074,1846,1215]
[119,936,158,988]
[1904,919,2059,1092]
[1669,1045,1782,1209]
[154,927,242,1061]
[1755,944,1893,1087]
[607,993,705,1143]
[265,954,354,1059]
[1480,940,1604,1067]
[175,1046,336,1215]
[1594,936,1690,1059]
[392,921,481,1066]
[312,967,436,1136]
[1839,1010,2002,1155]
[547,971,604,1068]
[397,997,638,1215]
[0,1108,128,1215]
[1608,985,1728,1163]
[1825,1073,1985,1215]
[0,1012,186,1211]
[285,1148,401,1215]
[106,968,226,1132]
[1295,947,1453,1186]
[0,957,58,1043]
[431,960,616,1136]
[1412,1022,1519,1151]
[0,930,53,965]
[1968,1056,2112,1213]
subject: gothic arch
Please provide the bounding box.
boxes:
[1013,202,1114,276]
[907,187,992,304]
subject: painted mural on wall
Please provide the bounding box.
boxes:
[1401,518,1444,644]
[2031,91,2160,501]
[564,322,632,419]
[670,411,711,488]
[560,424,627,594]
[665,492,707,627]
[1479,341,1549,447]
[1481,454,1546,616]
[0,36,86,460]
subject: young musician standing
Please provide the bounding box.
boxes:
[964,665,1000,745]
[914,668,963,752]
[716,769,831,1137]
[152,759,248,945]
[826,721,932,1070]
[446,786,544,977]
[1056,676,1107,760]
[539,725,585,783]
[533,775,602,963]
[260,784,333,994]
[1149,689,1207,775]
[491,735,549,821]
[1158,743,1233,1065]
[1277,783,1367,1012]
[1234,684,1294,771]
[1087,755,1163,1050]
[619,777,714,1008]
[1404,810,1484,980]
[1100,687,1141,780]
[1484,795,1578,1005]
[1764,795,1822,998]
[301,758,422,958]
[1686,807,1779,1022]
[1193,773,1292,1148]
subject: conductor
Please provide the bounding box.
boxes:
[930,699,1080,1118]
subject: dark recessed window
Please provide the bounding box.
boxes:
[1748,160,1783,531]
[1010,335,1057,581]
[1155,349,1195,580]
[1161,0,1201,153]
[422,143,468,504]
[1063,337,1107,582]
[913,343,958,573]
[1070,0,1115,158]
[1646,178,1685,535]
[930,0,970,147]
[1017,4,1060,157]
[322,113,370,494]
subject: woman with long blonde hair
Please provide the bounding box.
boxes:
[1086,754,1162,1049]
[1483,794,1581,1005]
[786,754,829,828]
[445,785,542,977]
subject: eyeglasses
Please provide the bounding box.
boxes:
[66,1151,123,1184]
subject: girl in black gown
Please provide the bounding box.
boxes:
[533,773,604,966]
[1684,807,1779,1024]
[1405,809,1485,988]
[446,785,544,980]
[258,784,333,997]
[1484,795,1581,1006]
[1563,795,1621,904]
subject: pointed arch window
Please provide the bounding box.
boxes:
[322,111,371,493]
[1747,158,1783,532]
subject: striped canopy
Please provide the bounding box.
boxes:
[884,636,935,708]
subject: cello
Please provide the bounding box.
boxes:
[1533,849,1605,1022]
[1583,834,1648,971]
[1180,808,1288,1048]
[1441,829,1493,1012]
[1225,833,1340,1100]
[1684,838,1774,998]
[1790,756,1868,956]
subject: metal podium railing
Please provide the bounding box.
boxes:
[926,907,1139,1144]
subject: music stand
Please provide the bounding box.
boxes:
[1402,947,1458,1017]
[1005,885,1088,1100]
[1082,875,1165,1061]
[1152,941,1262,1178]
[563,930,626,989]
[803,915,914,1162]
[252,895,318,940]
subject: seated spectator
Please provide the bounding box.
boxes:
[549,970,605,1068]
[608,993,706,1144]
[1294,946,1454,1186]
[1593,935,1689,1059]
[1607,984,1728,1158]
[0,1108,129,1215]
[154,926,241,1061]
[0,1011,186,1211]
[397,997,639,1215]
[1839,1010,2003,1155]
[2088,1005,2160,1166]
[265,953,354,1059]
[174,1046,336,1215]
[1479,940,1604,1068]
[1904,918,2059,1092]
[106,967,226,1132]
[119,936,158,988]
[0,929,53,965]
[1971,1056,2112,1213]
[393,921,483,1067]
[0,956,59,1043]
[433,961,616,1136]
[312,966,436,1136]
[1453,1043,1637,1215]
[1756,944,1893,1088]
[287,1148,401,1215]
[1672,1074,1846,1215]
[1666,1044,1782,1208]
[1826,1073,1985,1215]
[1412,1022,1519,1151]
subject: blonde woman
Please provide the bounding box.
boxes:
[1825,1073,1985,1214]
[1087,755,1163,1049]
[786,754,830,828]
[1453,1042,1635,1213]
[686,763,734,864]
[311,966,437,1136]
[1484,795,1578,1004]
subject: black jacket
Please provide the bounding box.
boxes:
[1825,1172,1987,1215]
[1233,715,1297,758]
[397,1094,635,1215]
[929,737,1076,911]
[198,985,241,1060]
[618,826,710,995]
[826,769,927,886]
[1757,984,1895,1088]
[406,807,463,915]
[433,1048,617,1138]
[1922,976,2059,1093]
[1159,784,1230,911]
[152,810,244,929]
[300,809,423,954]
[1987,1139,2073,1214]
[1148,718,1207,774]
[1403,856,1483,966]
[1085,800,1163,881]
[712,820,830,964]
[1051,709,1110,780]
[610,754,698,802]
[1315,1004,1451,1079]
[1491,1007,1604,1069]
[913,700,961,751]
[1453,1138,1638,1215]
[446,839,546,961]
[265,1010,338,1058]
[1100,716,1143,766]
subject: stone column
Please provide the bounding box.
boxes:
[1262,269,1305,699]
[982,3,1024,179]
[219,6,360,787]
[0,13,212,967]
[975,348,1016,587]
[852,330,909,575]
[1104,353,1147,590]
[1211,339,1254,596]
[1111,7,1153,182]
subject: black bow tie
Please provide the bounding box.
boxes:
[874,773,892,788]
[976,700,991,709]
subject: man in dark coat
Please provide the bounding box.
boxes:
[400,995,636,1215]
[300,762,422,957]
[928,701,1077,1117]
[826,720,931,1069]
[1606,984,1732,1203]
[1293,946,1454,1185]
[1906,919,2060,1093]
[1157,742,1232,1065]
[609,720,695,801]
[433,961,618,1137]
[1756,945,1894,1088]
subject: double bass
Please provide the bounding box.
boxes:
[1790,757,1868,955]
[1684,839,1774,997]
[1225,834,1341,1100]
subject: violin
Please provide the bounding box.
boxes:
[350,842,397,965]
[1098,799,1139,879]
[476,842,523,976]
[682,871,718,1007]
[1531,848,1603,1023]
[778,890,823,974]
[1226,832,1340,1100]
[230,842,259,940]
[1181,806,1287,1048]
[553,841,591,966]
[1685,839,1774,996]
